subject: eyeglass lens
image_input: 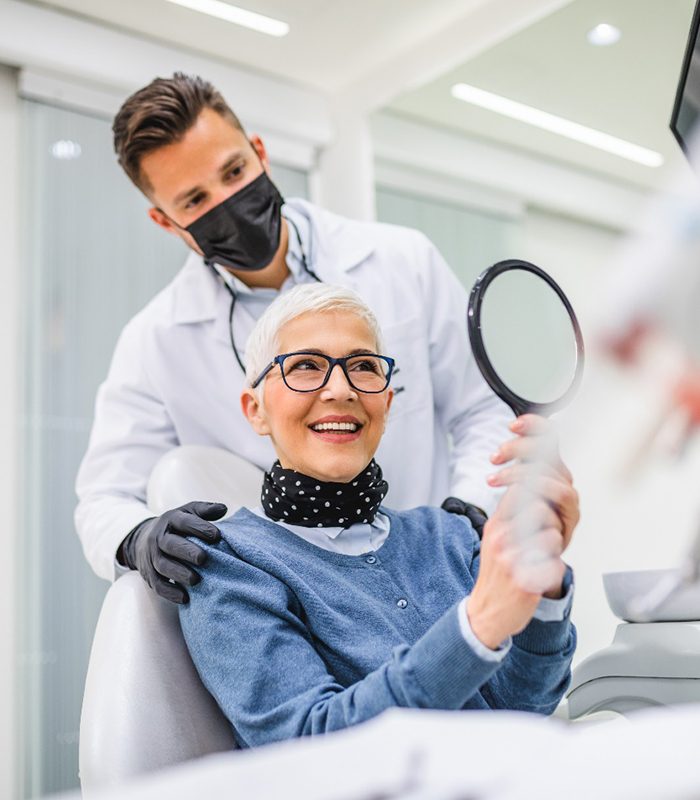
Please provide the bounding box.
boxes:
[282,354,390,392]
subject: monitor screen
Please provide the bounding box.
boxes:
[671,1,700,156]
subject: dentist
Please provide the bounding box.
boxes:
[76,72,533,603]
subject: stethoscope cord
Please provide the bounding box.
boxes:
[222,213,321,374]
[227,288,247,373]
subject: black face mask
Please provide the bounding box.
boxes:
[185,171,285,272]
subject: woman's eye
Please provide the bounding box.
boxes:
[290,359,322,371]
[351,359,380,373]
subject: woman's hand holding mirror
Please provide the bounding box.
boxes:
[487,414,579,553]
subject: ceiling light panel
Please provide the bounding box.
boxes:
[164,0,289,37]
[451,83,663,168]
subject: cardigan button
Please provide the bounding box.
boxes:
[396,598,408,609]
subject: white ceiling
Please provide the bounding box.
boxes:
[21,0,699,189]
[388,0,697,189]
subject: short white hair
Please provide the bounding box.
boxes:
[244,283,385,387]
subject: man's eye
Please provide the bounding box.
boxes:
[184,193,204,210]
[226,165,244,180]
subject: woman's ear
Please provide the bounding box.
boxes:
[241,389,271,436]
[381,388,394,431]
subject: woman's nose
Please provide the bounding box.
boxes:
[320,364,357,400]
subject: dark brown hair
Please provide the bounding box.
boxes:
[113,72,245,194]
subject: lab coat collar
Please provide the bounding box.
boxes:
[171,198,375,326]
[289,198,375,279]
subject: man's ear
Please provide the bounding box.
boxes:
[249,134,271,173]
[241,388,271,436]
[148,206,179,235]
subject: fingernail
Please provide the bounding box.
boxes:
[490,451,501,463]
[487,474,500,485]
[511,418,524,432]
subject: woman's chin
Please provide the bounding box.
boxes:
[294,456,367,485]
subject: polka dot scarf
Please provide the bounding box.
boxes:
[261,459,388,528]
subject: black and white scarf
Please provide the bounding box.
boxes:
[261,459,388,528]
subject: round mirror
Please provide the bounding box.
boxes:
[468,260,584,417]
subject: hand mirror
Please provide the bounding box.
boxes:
[467,259,585,417]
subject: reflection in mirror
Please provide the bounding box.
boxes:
[480,269,579,406]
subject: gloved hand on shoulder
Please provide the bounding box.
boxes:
[119,501,227,604]
[441,497,488,537]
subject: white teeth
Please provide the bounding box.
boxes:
[311,422,359,432]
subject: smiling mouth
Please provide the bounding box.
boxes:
[309,421,362,433]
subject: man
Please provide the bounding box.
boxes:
[76,72,516,602]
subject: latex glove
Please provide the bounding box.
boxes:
[120,501,227,604]
[440,497,488,537]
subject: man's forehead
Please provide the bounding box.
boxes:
[140,111,249,202]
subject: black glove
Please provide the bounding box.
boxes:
[441,497,488,538]
[119,501,227,604]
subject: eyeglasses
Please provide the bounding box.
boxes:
[251,351,395,393]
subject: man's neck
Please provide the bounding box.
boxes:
[225,219,290,290]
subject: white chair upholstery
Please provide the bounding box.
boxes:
[79,446,263,794]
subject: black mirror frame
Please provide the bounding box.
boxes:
[467,259,585,417]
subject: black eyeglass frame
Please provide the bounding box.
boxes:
[251,351,396,394]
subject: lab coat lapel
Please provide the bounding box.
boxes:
[171,251,233,345]
[172,251,220,324]
[290,199,375,282]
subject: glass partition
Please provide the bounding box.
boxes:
[376,185,516,288]
[19,98,308,798]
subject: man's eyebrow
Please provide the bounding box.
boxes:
[173,184,203,207]
[218,153,245,175]
[172,151,246,206]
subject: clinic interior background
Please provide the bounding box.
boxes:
[1,0,699,796]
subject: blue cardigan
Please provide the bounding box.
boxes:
[179,506,576,748]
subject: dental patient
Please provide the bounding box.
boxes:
[179,284,578,749]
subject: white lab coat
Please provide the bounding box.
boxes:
[75,199,512,581]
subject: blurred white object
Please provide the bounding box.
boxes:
[605,568,700,622]
[80,446,262,794]
[64,705,700,800]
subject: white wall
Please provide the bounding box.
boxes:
[0,62,20,800]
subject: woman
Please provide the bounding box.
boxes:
[179,284,578,749]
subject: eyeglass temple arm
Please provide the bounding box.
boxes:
[251,361,276,389]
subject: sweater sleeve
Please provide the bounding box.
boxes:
[471,550,577,715]
[178,537,504,748]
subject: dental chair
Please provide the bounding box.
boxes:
[79,446,263,793]
[567,569,700,719]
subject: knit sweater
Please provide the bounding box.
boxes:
[179,505,576,749]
